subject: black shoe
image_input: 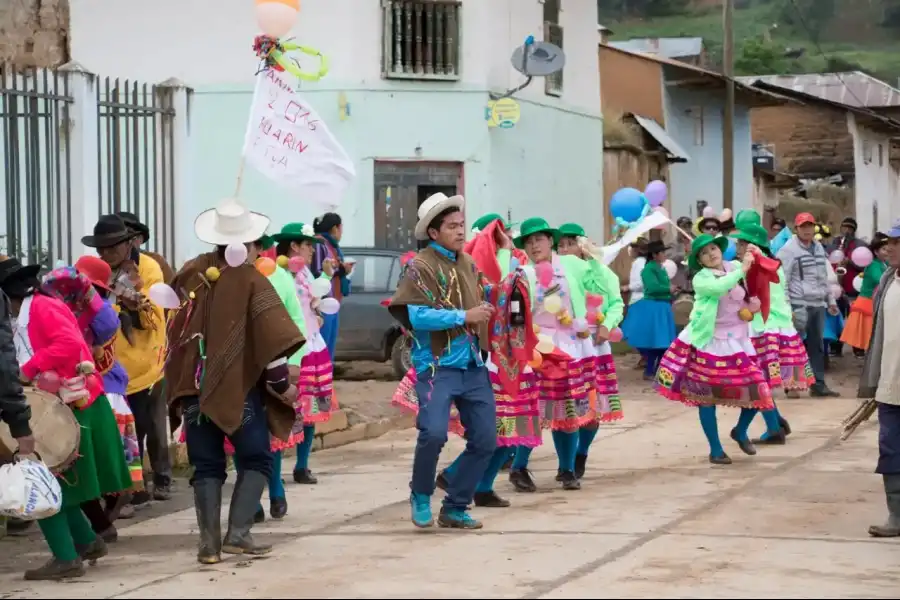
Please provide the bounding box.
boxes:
[293,469,318,485]
[24,558,85,581]
[574,454,587,479]
[752,430,787,445]
[473,490,511,508]
[223,471,273,556]
[76,536,109,562]
[254,506,266,524]
[270,496,288,520]
[730,428,757,456]
[810,385,840,398]
[193,479,223,565]
[709,453,733,465]
[130,490,151,506]
[554,469,564,482]
[509,468,537,493]
[559,470,581,490]
[435,470,451,491]
[778,416,792,436]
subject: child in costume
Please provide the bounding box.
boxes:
[840,232,889,353]
[556,222,625,479]
[654,234,775,464]
[621,239,677,381]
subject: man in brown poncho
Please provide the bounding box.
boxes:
[165,199,304,564]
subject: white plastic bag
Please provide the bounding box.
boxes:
[0,458,62,521]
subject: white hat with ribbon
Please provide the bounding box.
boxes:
[194,198,271,246]
[414,192,465,241]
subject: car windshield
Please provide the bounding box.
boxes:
[349,254,399,293]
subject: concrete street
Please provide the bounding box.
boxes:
[2,362,900,598]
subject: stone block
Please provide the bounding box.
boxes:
[320,424,367,449]
[315,410,348,436]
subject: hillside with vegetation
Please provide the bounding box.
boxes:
[600,0,900,82]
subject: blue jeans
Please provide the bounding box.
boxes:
[183,388,273,483]
[411,366,496,510]
[801,306,826,386]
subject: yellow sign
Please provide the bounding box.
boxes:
[486,98,521,129]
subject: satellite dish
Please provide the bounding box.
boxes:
[490,36,567,100]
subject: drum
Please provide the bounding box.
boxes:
[673,292,694,328]
[0,388,80,474]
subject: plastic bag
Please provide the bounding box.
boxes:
[0,458,62,521]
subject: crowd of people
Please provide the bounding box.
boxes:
[1,194,898,581]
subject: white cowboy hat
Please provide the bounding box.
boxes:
[194,198,271,246]
[414,192,465,241]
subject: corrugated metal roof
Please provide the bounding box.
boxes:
[608,37,703,59]
[736,72,900,108]
[632,115,690,163]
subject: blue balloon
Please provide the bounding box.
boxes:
[610,188,646,223]
[723,238,737,261]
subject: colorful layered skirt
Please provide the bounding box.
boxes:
[533,328,599,432]
[592,341,623,423]
[769,326,815,391]
[106,392,144,491]
[840,296,874,350]
[749,329,784,391]
[655,330,774,409]
[296,345,337,425]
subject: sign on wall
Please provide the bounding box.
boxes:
[486,98,521,129]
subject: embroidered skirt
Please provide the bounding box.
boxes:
[840,296,874,350]
[770,327,815,391]
[106,392,144,491]
[297,347,337,425]
[533,330,599,432]
[655,331,774,410]
[749,331,784,391]
[590,342,623,423]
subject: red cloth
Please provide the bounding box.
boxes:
[464,220,528,284]
[259,247,277,261]
[745,249,780,322]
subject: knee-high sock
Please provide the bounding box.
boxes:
[475,446,513,493]
[38,511,78,562]
[698,406,724,457]
[552,430,579,473]
[757,402,784,441]
[733,408,758,441]
[577,426,599,457]
[511,446,533,470]
[295,425,315,470]
[269,450,285,499]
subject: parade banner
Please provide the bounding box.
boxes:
[242,69,355,208]
[600,211,671,265]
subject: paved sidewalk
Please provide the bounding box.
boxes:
[2,395,899,598]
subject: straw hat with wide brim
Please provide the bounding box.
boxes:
[414,193,465,241]
[194,198,271,246]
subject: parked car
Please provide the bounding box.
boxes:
[334,247,412,378]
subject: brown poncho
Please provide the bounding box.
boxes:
[165,252,305,441]
[388,246,488,357]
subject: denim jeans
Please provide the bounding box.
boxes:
[183,387,273,483]
[802,306,827,385]
[410,366,496,511]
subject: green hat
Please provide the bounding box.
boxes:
[735,209,761,229]
[557,223,585,239]
[265,222,321,248]
[471,213,508,232]
[730,223,770,252]
[688,233,729,272]
[514,217,559,249]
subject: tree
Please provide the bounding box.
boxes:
[734,37,787,75]
[778,0,836,43]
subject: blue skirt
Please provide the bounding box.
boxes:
[622,299,676,350]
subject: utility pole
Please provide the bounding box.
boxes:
[722,0,735,211]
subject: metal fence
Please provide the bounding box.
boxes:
[97,77,176,261]
[0,65,73,266]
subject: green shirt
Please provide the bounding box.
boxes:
[642,260,671,300]
[751,266,793,332]
[861,260,887,299]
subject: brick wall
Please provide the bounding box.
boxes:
[749,103,854,177]
[0,0,69,68]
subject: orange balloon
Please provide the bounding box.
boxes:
[528,349,543,369]
[255,256,277,276]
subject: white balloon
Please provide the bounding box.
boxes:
[311,278,332,298]
[853,275,863,293]
[663,259,677,279]
[224,243,248,268]
[319,297,340,314]
[147,283,181,309]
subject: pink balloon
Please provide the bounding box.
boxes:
[829,283,843,299]
[288,255,306,273]
[535,262,553,287]
[850,246,873,268]
[702,206,716,218]
[224,243,248,268]
[34,371,61,394]
[147,283,181,309]
[828,250,844,264]
[644,180,667,207]
[608,327,623,343]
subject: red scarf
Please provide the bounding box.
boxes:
[745,249,780,321]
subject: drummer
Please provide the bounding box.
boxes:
[0,256,133,581]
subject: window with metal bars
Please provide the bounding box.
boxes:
[543,0,563,96]
[381,0,461,81]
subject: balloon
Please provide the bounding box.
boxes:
[255,256,277,276]
[205,266,221,282]
[851,246,874,268]
[311,278,332,297]
[319,297,340,314]
[586,293,604,311]
[853,275,863,293]
[721,208,732,221]
[609,187,646,223]
[702,206,716,218]
[528,349,542,368]
[255,0,300,38]
[572,317,589,333]
[608,328,623,343]
[276,255,290,268]
[723,238,737,261]
[543,295,562,314]
[828,250,844,264]
[34,371,61,394]
[644,180,667,207]
[288,255,306,273]
[147,283,181,309]
[535,335,554,354]
[535,262,554,287]
[224,243,248,268]
[829,283,842,299]
[663,259,677,279]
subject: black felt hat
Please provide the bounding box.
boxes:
[81,214,138,249]
[116,211,150,244]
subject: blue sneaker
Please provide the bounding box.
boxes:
[410,493,433,528]
[438,508,483,530]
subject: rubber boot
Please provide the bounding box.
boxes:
[24,557,85,581]
[869,474,900,538]
[193,479,223,564]
[222,470,273,556]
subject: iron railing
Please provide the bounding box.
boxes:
[97,78,176,262]
[382,0,461,80]
[0,65,73,266]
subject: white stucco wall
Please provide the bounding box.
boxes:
[848,114,900,239]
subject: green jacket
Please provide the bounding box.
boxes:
[642,261,671,300]
[751,266,793,332]
[521,253,624,329]
[686,267,745,348]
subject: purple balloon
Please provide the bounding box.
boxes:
[644,180,667,207]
